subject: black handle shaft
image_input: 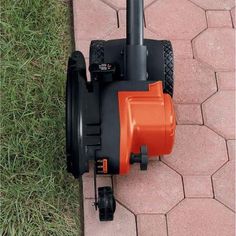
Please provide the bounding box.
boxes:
[126,0,147,81]
[127,0,144,45]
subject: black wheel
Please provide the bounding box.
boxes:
[163,40,174,97]
[89,39,174,97]
[98,187,116,221]
[89,40,105,65]
[66,51,89,178]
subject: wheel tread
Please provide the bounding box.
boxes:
[90,40,105,65]
[163,40,174,97]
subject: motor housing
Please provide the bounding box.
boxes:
[119,81,175,174]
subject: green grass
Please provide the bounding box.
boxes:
[1,0,82,235]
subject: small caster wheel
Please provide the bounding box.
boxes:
[98,186,116,221]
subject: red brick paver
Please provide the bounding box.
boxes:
[183,176,213,198]
[83,176,112,199]
[217,71,236,90]
[106,10,162,40]
[162,125,228,175]
[145,0,206,40]
[137,214,167,236]
[171,40,193,59]
[203,91,235,139]
[212,160,235,211]
[167,199,235,236]
[227,140,236,160]
[206,11,233,28]
[231,7,235,27]
[190,0,235,10]
[114,161,184,214]
[103,0,155,10]
[193,28,235,71]
[73,0,117,40]
[84,199,136,236]
[73,0,235,235]
[173,59,217,103]
[175,104,203,125]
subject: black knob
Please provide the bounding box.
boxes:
[130,145,148,171]
[140,145,148,170]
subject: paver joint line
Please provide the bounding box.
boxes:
[188,0,208,11]
[214,198,236,213]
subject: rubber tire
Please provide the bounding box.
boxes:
[66,51,88,178]
[89,40,174,97]
[89,40,105,65]
[163,40,174,97]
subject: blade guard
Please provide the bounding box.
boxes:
[118,81,176,174]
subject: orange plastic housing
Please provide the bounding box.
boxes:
[118,81,176,174]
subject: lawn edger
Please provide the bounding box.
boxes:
[66,0,176,221]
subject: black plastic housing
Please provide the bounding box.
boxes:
[91,39,168,174]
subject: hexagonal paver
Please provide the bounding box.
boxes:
[167,199,235,236]
[114,161,184,214]
[193,28,235,71]
[110,10,193,58]
[117,10,161,36]
[203,91,235,139]
[227,140,235,160]
[106,10,154,39]
[76,40,90,58]
[213,160,235,211]
[103,0,155,10]
[143,28,162,39]
[206,11,233,28]
[138,37,193,57]
[73,0,117,40]
[190,0,235,10]
[217,71,236,90]
[145,0,206,40]
[85,58,91,82]
[137,215,167,236]
[175,104,203,124]
[171,40,193,59]
[118,9,126,27]
[109,10,193,59]
[173,59,217,103]
[105,28,124,40]
[106,28,157,41]
[84,199,136,236]
[183,176,213,197]
[231,7,235,27]
[162,125,228,175]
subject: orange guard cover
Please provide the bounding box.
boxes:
[118,81,176,174]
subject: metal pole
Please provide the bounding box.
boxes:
[127,0,144,45]
[126,0,147,81]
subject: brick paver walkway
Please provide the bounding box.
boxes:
[73,0,235,235]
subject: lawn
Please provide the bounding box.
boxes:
[1,0,82,235]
